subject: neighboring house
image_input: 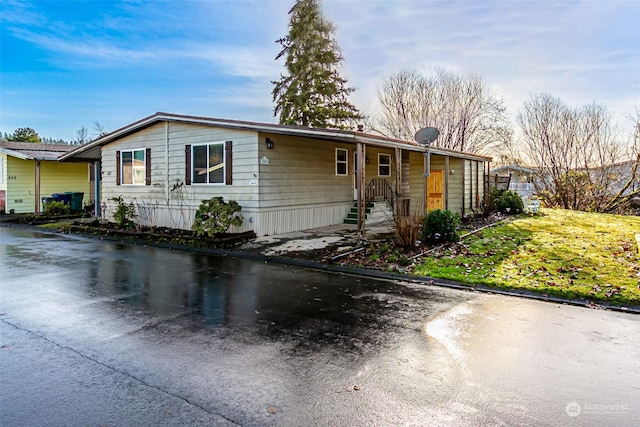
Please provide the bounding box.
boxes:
[0,140,92,214]
[60,112,491,237]
[589,159,639,196]
[491,164,537,198]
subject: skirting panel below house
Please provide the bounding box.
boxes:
[253,202,353,237]
[107,201,353,237]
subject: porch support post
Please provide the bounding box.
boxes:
[423,151,429,214]
[356,142,366,241]
[444,156,450,210]
[394,147,402,216]
[34,159,41,215]
[93,160,101,218]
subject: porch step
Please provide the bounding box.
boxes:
[343,202,391,225]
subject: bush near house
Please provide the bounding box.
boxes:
[192,197,243,236]
[111,196,137,229]
[486,189,524,214]
[44,200,71,217]
[420,209,461,244]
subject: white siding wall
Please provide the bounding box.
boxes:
[447,158,465,213]
[99,123,358,236]
[101,122,260,233]
[255,133,355,235]
[98,120,486,235]
[406,153,479,215]
[463,159,486,215]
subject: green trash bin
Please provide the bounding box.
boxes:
[65,192,84,212]
[72,192,84,212]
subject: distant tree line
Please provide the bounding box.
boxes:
[2,121,108,146]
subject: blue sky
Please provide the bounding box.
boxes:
[1,0,639,142]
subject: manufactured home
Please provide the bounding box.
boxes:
[61,112,491,237]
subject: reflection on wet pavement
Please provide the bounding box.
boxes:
[2,227,639,426]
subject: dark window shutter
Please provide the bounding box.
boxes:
[185,145,191,185]
[116,151,121,185]
[225,141,232,185]
[145,148,151,185]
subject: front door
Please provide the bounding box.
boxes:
[427,170,444,210]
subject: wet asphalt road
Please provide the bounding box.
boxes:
[1,227,639,426]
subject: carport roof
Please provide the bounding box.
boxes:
[59,112,492,163]
[0,140,77,161]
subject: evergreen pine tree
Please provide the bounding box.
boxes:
[272,0,362,129]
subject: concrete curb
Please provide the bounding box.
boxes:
[3,222,639,315]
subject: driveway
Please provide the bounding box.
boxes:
[1,227,638,426]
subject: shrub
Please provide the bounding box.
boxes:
[492,189,524,214]
[44,200,70,216]
[111,196,137,228]
[394,214,423,249]
[420,209,460,244]
[192,197,243,236]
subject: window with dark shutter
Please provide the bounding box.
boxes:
[119,149,146,185]
[225,141,232,185]
[145,148,151,185]
[185,145,191,185]
[187,141,229,185]
[116,151,121,185]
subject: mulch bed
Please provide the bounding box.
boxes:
[62,221,256,248]
[324,213,509,271]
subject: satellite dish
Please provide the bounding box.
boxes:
[414,127,439,145]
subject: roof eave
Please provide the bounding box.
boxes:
[0,147,31,160]
[58,111,492,163]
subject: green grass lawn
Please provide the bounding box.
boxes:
[413,209,640,306]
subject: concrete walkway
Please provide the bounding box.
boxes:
[238,221,395,257]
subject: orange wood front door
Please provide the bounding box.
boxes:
[427,170,444,210]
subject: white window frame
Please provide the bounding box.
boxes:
[336,148,348,176]
[0,156,4,183]
[191,141,226,185]
[120,149,146,185]
[378,153,391,177]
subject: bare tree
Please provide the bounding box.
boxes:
[375,68,512,155]
[74,126,89,145]
[518,93,638,212]
[93,121,107,138]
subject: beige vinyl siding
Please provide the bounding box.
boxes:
[408,152,453,214]
[447,158,465,213]
[101,122,259,231]
[94,119,488,235]
[405,153,473,215]
[463,159,485,214]
[255,133,353,235]
[257,134,353,207]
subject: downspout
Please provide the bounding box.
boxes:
[356,142,366,241]
[394,147,402,216]
[165,122,170,205]
[34,159,41,214]
[423,151,428,212]
[93,160,101,218]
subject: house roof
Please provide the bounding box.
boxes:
[0,140,77,161]
[59,112,492,163]
[491,164,537,175]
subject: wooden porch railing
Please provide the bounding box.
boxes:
[365,178,395,207]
